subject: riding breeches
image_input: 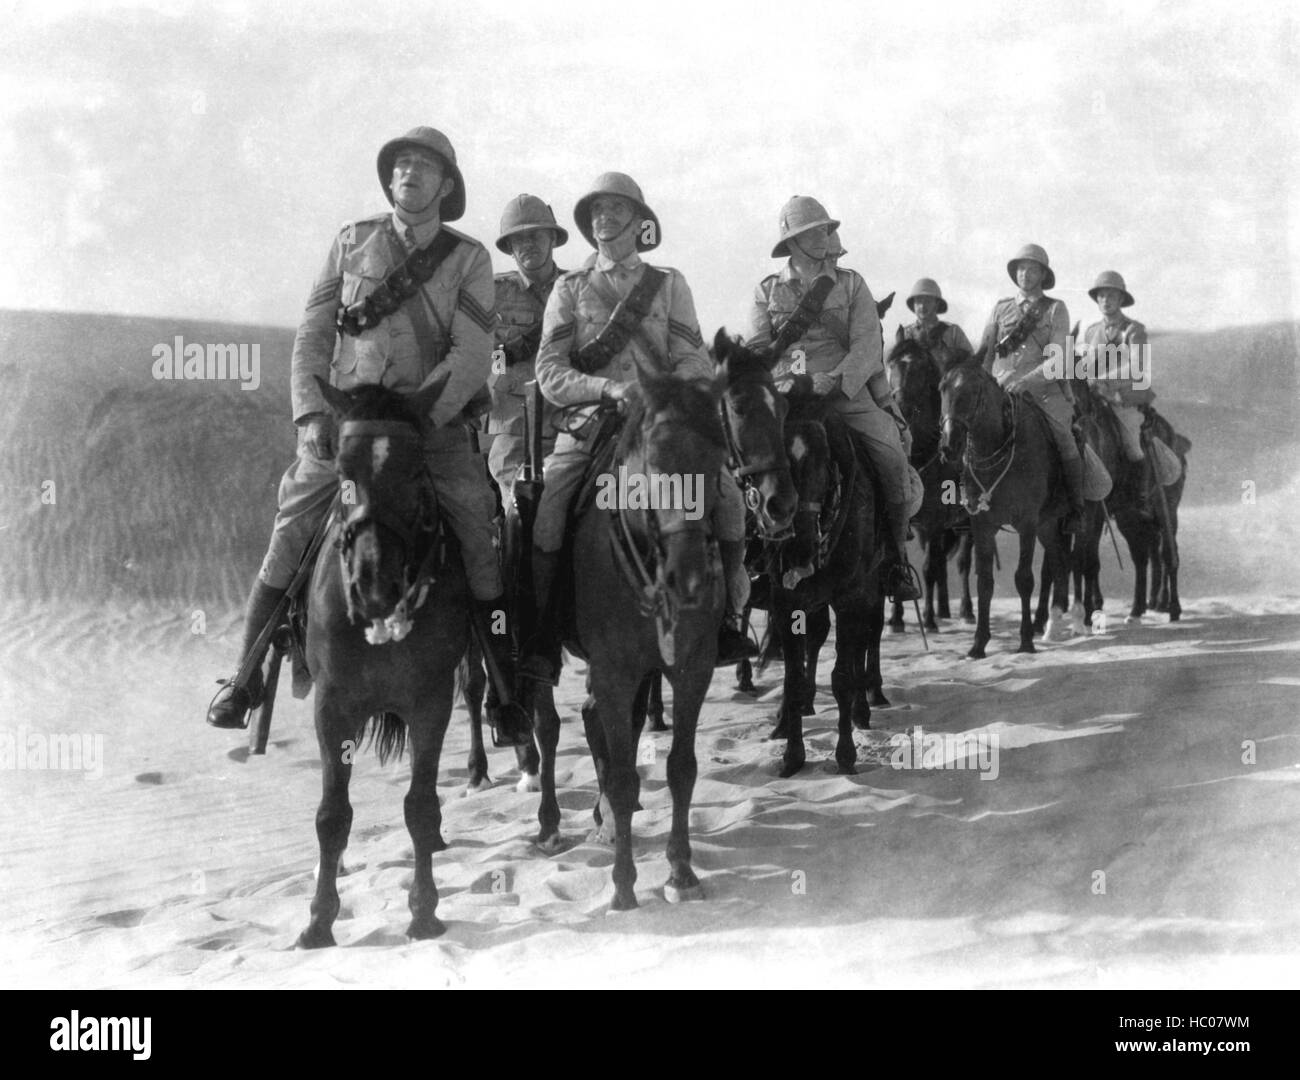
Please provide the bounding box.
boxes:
[1032,391,1080,463]
[833,404,910,503]
[258,425,503,600]
[532,432,745,554]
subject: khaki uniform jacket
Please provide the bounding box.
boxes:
[1082,317,1154,407]
[290,212,496,430]
[979,293,1072,403]
[746,264,889,412]
[535,252,713,420]
[488,266,564,437]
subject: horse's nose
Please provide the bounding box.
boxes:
[665,562,706,609]
[764,487,797,531]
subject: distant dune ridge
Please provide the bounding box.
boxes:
[1,309,1296,608]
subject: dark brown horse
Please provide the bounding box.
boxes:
[885,338,967,632]
[757,384,888,776]
[554,368,731,910]
[939,362,1073,658]
[297,376,470,947]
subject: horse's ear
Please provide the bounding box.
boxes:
[876,291,895,319]
[711,327,732,366]
[313,376,353,418]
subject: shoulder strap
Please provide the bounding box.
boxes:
[771,274,835,355]
[336,226,463,338]
[573,266,668,372]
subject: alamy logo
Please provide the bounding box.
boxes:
[151,335,261,390]
[1042,336,1151,390]
[50,1012,151,1060]
[0,726,103,779]
[594,467,704,520]
[888,725,1000,780]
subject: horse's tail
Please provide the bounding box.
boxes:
[360,711,408,766]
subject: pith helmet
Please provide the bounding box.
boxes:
[573,172,660,251]
[772,196,841,258]
[828,229,847,258]
[1088,269,1135,307]
[906,277,948,314]
[1006,242,1055,290]
[495,194,569,254]
[376,127,465,221]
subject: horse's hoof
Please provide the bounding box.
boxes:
[737,680,757,695]
[664,880,704,904]
[430,833,448,854]
[767,722,792,741]
[868,689,891,708]
[646,718,670,733]
[463,778,491,795]
[609,893,639,913]
[800,702,815,716]
[1017,641,1037,654]
[966,647,986,660]
[295,925,336,950]
[962,615,976,626]
[778,755,806,779]
[1169,608,1181,622]
[586,825,616,845]
[535,832,565,854]
[888,623,905,635]
[515,772,541,794]
[406,915,446,940]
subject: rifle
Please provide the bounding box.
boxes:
[509,381,546,647]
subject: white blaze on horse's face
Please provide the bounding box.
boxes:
[789,434,808,463]
[371,437,390,477]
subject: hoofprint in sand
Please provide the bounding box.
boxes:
[2,584,1298,990]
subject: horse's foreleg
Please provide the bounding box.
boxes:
[736,656,756,694]
[968,528,996,659]
[937,530,954,620]
[831,607,866,773]
[663,673,706,903]
[777,603,808,777]
[804,606,830,715]
[920,532,940,631]
[888,597,905,633]
[463,647,490,791]
[865,594,889,709]
[1164,513,1181,621]
[1032,544,1052,636]
[581,691,614,842]
[591,667,641,911]
[298,704,354,949]
[404,706,449,940]
[1015,527,1039,653]
[645,671,668,732]
[958,532,975,623]
[531,684,563,850]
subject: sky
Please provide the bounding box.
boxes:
[1,0,1296,341]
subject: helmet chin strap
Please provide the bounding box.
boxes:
[393,186,444,226]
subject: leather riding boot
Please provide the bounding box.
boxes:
[716,539,759,665]
[519,548,562,686]
[1061,456,1086,534]
[473,594,532,747]
[886,501,922,602]
[206,580,286,729]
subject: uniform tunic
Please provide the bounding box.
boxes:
[487,265,564,504]
[1081,316,1152,462]
[977,292,1078,463]
[746,264,910,503]
[260,212,502,598]
[896,319,974,372]
[532,250,743,554]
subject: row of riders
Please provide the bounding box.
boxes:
[199,126,1186,938]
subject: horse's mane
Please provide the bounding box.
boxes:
[886,338,933,368]
[336,383,426,428]
[716,341,775,388]
[615,374,726,461]
[938,357,993,397]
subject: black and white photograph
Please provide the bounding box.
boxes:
[1,0,1296,1001]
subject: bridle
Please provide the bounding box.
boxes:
[720,377,794,541]
[940,367,1018,516]
[335,418,440,643]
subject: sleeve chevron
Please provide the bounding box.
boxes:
[457,290,496,333]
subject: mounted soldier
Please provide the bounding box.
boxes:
[518,171,757,684]
[487,195,568,510]
[207,126,529,744]
[896,278,974,371]
[977,242,1086,533]
[746,195,921,602]
[1080,269,1152,468]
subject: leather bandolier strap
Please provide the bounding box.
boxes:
[995,297,1049,357]
[771,274,836,357]
[572,267,668,374]
[335,229,463,338]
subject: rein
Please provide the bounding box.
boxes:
[720,382,794,539]
[943,374,1018,515]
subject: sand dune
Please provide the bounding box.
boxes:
[1,308,1297,988]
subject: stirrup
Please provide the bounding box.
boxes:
[888,561,922,603]
[206,672,262,730]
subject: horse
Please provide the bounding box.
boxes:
[885,337,968,632]
[938,362,1073,658]
[757,382,888,777]
[297,375,471,947]
[556,365,731,911]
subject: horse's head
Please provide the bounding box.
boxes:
[713,329,796,537]
[886,338,943,450]
[315,376,441,633]
[782,417,831,575]
[938,361,999,464]
[618,367,728,612]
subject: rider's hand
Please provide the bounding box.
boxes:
[811,371,840,395]
[301,415,335,460]
[601,381,628,407]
